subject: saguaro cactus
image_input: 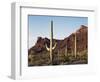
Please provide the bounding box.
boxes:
[74,32,77,58]
[65,45,67,57]
[46,20,57,64]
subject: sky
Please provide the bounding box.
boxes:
[28,15,88,49]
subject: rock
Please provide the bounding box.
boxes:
[28,25,88,66]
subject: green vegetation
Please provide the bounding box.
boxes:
[28,50,88,66]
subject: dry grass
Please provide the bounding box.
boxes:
[28,50,88,66]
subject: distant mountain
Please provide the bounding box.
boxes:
[28,25,88,66]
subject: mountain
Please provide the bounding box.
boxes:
[28,25,88,66]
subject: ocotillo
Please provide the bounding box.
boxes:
[46,20,57,64]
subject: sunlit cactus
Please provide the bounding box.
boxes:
[45,20,57,64]
[74,32,77,58]
[57,49,60,62]
[65,45,67,57]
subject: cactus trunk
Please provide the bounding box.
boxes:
[65,45,67,57]
[50,20,53,63]
[74,33,77,58]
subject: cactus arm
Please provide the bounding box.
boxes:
[46,44,50,51]
[52,42,57,50]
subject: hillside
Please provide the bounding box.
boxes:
[28,25,88,66]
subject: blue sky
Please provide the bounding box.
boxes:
[28,15,88,48]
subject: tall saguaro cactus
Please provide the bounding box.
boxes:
[74,32,77,58]
[46,20,57,64]
[65,45,67,57]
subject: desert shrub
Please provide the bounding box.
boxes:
[64,56,70,62]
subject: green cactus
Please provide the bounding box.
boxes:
[46,20,57,64]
